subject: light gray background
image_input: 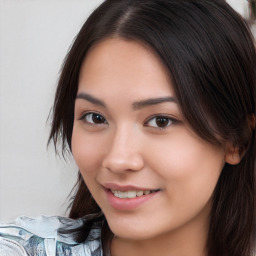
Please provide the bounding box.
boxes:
[0,0,252,222]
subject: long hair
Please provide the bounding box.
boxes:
[48,1,256,255]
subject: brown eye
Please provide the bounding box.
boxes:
[155,117,170,128]
[146,116,173,129]
[92,114,106,124]
[82,113,107,124]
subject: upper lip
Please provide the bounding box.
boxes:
[102,183,159,191]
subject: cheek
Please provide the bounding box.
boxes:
[71,126,105,173]
[145,133,224,198]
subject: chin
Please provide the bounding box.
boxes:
[111,227,155,240]
[106,217,163,241]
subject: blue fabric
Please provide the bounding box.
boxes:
[0,215,102,256]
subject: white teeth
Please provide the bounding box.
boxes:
[127,191,137,198]
[136,191,143,197]
[119,191,127,198]
[111,189,154,198]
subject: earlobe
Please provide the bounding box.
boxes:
[224,143,242,165]
[225,113,255,165]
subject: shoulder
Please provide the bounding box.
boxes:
[0,215,102,256]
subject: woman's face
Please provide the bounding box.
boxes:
[72,38,226,241]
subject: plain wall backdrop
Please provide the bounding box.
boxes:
[0,0,252,222]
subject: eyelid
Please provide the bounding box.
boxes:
[144,114,179,129]
[79,111,108,125]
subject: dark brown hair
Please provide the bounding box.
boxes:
[49,0,256,255]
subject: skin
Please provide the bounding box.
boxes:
[72,38,235,256]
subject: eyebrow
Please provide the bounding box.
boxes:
[76,93,106,107]
[132,96,177,110]
[76,92,177,109]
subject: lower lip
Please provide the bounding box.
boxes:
[105,190,159,211]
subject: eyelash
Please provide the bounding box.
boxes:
[79,112,178,130]
[79,112,108,125]
[144,115,177,129]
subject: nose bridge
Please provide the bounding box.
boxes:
[102,123,144,173]
[115,123,134,149]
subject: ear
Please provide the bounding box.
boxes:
[224,143,242,165]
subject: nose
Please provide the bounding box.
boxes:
[102,125,144,173]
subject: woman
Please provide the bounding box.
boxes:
[1,0,255,256]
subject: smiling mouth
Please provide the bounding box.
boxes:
[110,189,159,199]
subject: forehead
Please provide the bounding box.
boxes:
[78,37,174,99]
